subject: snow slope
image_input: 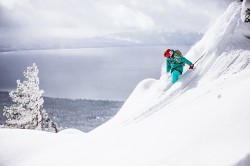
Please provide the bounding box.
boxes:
[0,1,250,166]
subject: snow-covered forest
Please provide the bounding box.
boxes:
[0,91,123,132]
[0,0,250,166]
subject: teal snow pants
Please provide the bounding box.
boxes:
[171,70,181,84]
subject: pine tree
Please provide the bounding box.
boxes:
[3,63,59,132]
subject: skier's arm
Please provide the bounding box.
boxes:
[178,57,194,69]
[179,57,192,66]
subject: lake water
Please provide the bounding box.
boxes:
[0,46,190,101]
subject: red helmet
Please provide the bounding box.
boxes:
[164,49,174,58]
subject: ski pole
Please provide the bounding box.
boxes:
[194,53,206,65]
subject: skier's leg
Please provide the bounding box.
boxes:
[171,70,181,84]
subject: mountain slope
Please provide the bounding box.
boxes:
[103,1,250,127]
[0,31,202,52]
[0,1,250,166]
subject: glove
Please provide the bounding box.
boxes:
[189,64,194,69]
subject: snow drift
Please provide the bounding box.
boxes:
[0,1,250,166]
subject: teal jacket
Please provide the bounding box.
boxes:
[166,52,192,74]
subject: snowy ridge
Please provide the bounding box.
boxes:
[1,1,250,166]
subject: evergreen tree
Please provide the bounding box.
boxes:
[3,63,59,132]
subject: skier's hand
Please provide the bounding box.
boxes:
[189,64,194,69]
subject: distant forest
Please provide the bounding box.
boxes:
[0,91,123,132]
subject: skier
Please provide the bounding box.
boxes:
[164,49,194,84]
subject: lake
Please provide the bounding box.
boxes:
[0,46,190,101]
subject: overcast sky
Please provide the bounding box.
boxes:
[0,0,233,39]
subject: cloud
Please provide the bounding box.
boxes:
[0,0,233,39]
[96,3,154,30]
[0,0,29,9]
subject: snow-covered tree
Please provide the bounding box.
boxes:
[241,0,250,22]
[3,63,59,133]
